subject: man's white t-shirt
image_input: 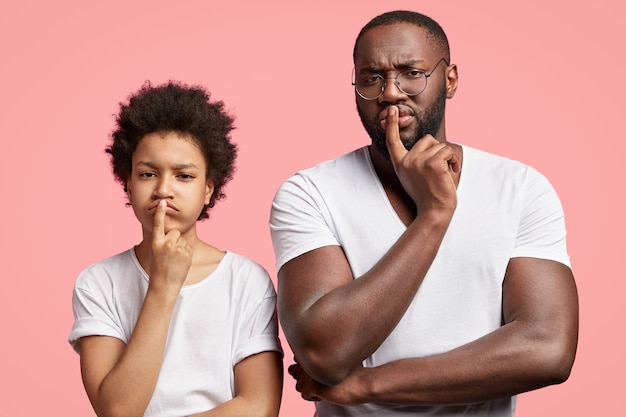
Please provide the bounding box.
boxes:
[270,145,570,417]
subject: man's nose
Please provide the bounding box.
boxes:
[379,78,406,103]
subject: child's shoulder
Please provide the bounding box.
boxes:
[215,251,274,288]
[218,251,267,275]
[83,248,136,271]
[75,248,142,289]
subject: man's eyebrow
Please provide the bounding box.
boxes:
[396,59,426,69]
[360,60,426,73]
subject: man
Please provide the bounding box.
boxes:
[270,10,578,417]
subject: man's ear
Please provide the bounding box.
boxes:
[446,64,458,99]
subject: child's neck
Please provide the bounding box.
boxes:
[134,237,226,286]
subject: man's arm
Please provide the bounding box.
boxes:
[289,257,578,405]
[278,106,461,385]
[188,351,283,417]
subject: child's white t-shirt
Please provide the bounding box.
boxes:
[70,250,282,417]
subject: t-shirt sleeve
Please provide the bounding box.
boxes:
[68,267,126,354]
[511,167,571,267]
[232,264,283,366]
[270,174,340,273]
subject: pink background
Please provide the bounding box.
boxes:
[0,0,622,415]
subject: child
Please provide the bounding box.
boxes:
[69,81,283,417]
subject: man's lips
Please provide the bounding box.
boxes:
[379,106,415,130]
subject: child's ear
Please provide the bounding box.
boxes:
[205,181,214,205]
[126,179,131,196]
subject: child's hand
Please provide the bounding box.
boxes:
[148,199,192,292]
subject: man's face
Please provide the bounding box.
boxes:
[354,23,453,160]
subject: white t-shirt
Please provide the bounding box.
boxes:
[270,145,570,417]
[69,249,282,417]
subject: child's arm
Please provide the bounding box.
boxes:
[79,200,191,417]
[187,351,283,417]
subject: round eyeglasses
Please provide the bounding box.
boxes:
[352,58,449,100]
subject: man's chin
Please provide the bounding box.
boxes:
[401,135,420,151]
[369,133,418,161]
[388,132,420,149]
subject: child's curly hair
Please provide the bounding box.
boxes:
[107,80,237,220]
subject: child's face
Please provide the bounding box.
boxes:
[126,131,213,237]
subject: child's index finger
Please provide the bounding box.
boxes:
[385,106,406,164]
[153,199,167,239]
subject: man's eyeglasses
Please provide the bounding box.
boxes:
[352,57,449,100]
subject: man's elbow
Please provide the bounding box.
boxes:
[298,349,354,386]
[546,352,576,385]
[535,339,577,386]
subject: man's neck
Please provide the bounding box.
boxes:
[368,145,417,224]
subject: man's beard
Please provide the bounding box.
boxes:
[358,87,447,161]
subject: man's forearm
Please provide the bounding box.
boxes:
[283,211,454,385]
[312,319,574,406]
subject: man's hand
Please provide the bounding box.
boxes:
[149,199,192,292]
[288,362,362,406]
[386,105,460,215]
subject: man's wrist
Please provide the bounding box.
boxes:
[346,366,376,405]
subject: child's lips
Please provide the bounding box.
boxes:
[148,200,178,212]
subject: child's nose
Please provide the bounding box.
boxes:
[154,177,173,198]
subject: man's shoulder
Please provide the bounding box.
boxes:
[460,145,556,199]
[462,144,535,175]
[294,146,370,180]
[462,144,520,164]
